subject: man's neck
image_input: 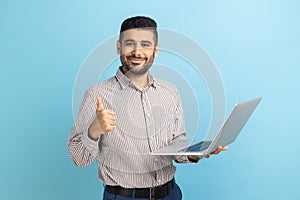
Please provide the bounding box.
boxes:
[122,67,148,91]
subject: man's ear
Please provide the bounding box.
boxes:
[154,44,160,58]
[117,40,121,55]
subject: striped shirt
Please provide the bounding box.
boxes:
[68,68,190,188]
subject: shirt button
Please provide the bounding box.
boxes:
[158,179,161,183]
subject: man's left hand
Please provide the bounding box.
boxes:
[187,145,228,162]
[204,145,228,158]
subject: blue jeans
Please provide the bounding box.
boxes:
[103,183,182,200]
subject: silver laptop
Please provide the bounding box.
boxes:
[151,97,262,156]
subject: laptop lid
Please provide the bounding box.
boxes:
[151,97,262,156]
[205,97,262,154]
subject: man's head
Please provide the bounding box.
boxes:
[119,16,158,46]
[117,16,159,75]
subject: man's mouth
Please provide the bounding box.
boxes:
[127,56,146,65]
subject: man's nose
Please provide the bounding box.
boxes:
[132,44,142,56]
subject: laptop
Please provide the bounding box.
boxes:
[151,97,262,156]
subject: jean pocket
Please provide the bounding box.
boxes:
[103,190,116,200]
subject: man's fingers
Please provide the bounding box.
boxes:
[101,124,116,133]
[217,146,228,152]
[211,146,222,154]
[99,109,115,116]
[204,146,228,158]
[211,146,228,155]
[96,95,104,111]
[96,110,116,120]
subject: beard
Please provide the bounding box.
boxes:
[120,52,155,75]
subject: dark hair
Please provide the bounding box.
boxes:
[119,16,158,45]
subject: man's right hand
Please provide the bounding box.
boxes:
[88,96,116,140]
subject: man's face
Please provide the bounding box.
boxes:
[117,28,159,75]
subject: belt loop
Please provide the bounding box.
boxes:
[150,187,156,200]
[131,188,136,199]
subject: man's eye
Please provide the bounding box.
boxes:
[125,42,135,46]
[141,43,151,47]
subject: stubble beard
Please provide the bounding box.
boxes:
[120,52,155,75]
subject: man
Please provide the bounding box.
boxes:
[68,16,227,200]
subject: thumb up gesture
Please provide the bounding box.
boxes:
[88,96,116,140]
[95,96,116,133]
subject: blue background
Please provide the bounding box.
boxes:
[1,0,299,199]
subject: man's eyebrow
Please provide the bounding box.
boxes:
[141,40,152,44]
[124,39,135,43]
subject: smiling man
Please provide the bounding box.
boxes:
[68,16,227,200]
[117,27,159,90]
[119,28,158,75]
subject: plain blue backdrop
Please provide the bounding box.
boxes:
[1,0,300,200]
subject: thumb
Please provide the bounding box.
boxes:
[96,95,104,111]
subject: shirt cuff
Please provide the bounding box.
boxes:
[80,128,100,157]
[174,155,190,163]
[174,155,200,164]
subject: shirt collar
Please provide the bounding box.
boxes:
[115,67,157,90]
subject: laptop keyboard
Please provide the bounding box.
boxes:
[181,141,212,152]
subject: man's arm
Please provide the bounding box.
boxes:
[68,90,99,167]
[68,91,116,167]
